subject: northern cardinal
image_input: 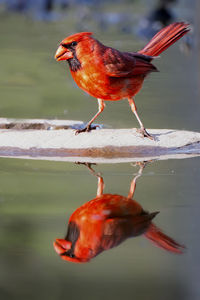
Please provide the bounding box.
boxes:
[55,22,190,139]
[54,163,184,263]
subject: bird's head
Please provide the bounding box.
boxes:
[53,220,93,263]
[55,32,93,63]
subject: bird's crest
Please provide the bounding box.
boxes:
[61,32,93,45]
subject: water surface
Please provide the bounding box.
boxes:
[0,157,200,300]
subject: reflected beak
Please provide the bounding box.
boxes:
[53,239,72,255]
[54,45,73,61]
[53,239,91,263]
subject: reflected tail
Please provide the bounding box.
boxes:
[145,223,185,254]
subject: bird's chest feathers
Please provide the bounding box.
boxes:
[70,61,109,97]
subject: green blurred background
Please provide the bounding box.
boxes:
[0,0,199,130]
[0,1,200,300]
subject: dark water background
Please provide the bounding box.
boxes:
[0,1,200,300]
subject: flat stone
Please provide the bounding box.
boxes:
[0,118,200,163]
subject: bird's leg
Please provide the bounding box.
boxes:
[76,162,105,197]
[75,99,105,134]
[128,160,153,199]
[86,163,104,197]
[128,97,154,140]
[96,176,104,197]
[128,162,145,199]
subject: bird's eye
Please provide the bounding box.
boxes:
[61,42,77,49]
[69,253,75,258]
[61,44,68,49]
[71,41,77,47]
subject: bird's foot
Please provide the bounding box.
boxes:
[131,159,154,169]
[75,162,96,168]
[75,124,99,135]
[75,162,101,178]
[136,128,154,140]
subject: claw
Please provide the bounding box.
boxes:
[75,124,99,135]
[136,128,154,140]
[75,162,96,168]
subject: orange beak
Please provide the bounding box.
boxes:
[53,239,72,254]
[54,45,73,61]
[54,239,84,263]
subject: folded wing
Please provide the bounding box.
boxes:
[103,47,157,78]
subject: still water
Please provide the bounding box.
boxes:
[0,157,200,300]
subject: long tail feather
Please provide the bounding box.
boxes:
[145,223,185,254]
[139,22,190,56]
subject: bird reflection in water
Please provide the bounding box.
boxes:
[54,162,184,263]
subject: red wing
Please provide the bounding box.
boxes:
[103,47,157,77]
[101,212,157,250]
[132,56,158,75]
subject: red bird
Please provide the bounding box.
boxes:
[54,163,184,263]
[55,22,190,139]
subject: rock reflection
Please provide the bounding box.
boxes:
[54,162,184,263]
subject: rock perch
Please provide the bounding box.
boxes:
[0,118,200,163]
